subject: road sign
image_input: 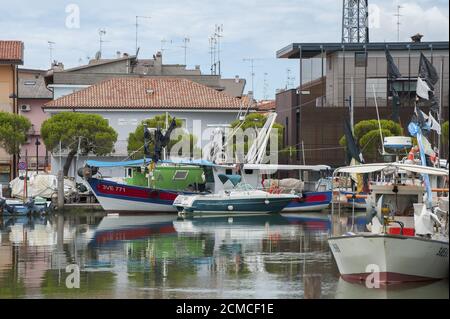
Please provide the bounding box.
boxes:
[18,161,27,170]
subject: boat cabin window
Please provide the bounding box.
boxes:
[244,169,253,175]
[204,167,215,183]
[125,168,133,178]
[225,169,233,175]
[173,170,189,180]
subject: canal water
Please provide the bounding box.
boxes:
[0,209,448,299]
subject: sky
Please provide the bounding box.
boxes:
[1,0,448,100]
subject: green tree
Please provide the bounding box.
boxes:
[41,112,118,176]
[229,113,284,156]
[127,114,199,159]
[442,121,449,145]
[339,119,403,160]
[0,111,31,156]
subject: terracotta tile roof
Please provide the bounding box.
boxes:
[44,77,250,110]
[0,41,24,63]
[257,100,276,111]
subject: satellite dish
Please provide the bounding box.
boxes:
[95,51,101,60]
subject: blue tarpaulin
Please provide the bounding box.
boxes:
[85,158,217,168]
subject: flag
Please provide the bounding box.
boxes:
[420,134,434,156]
[427,112,441,135]
[419,52,439,89]
[385,49,401,79]
[414,106,428,128]
[344,119,364,164]
[416,77,431,100]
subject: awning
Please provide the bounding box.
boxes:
[85,158,218,168]
[86,158,152,168]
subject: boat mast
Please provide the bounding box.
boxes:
[372,84,386,155]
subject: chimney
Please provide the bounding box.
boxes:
[51,61,64,71]
[247,91,254,103]
[234,75,240,83]
[116,51,121,58]
[411,33,423,43]
[195,65,200,70]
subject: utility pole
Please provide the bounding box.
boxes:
[35,137,41,175]
[394,5,402,42]
[135,15,151,54]
[47,41,55,66]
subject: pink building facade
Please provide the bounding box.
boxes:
[18,69,52,172]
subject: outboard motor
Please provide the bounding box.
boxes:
[77,165,98,179]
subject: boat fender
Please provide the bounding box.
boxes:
[264,199,270,205]
[227,205,234,211]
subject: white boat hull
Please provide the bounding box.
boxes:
[328,234,449,283]
[96,195,177,212]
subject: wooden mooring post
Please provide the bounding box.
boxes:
[57,170,64,210]
[304,274,322,299]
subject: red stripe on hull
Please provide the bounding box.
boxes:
[96,183,177,201]
[96,225,176,243]
[341,272,441,285]
[291,194,328,203]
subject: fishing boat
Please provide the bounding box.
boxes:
[81,158,219,213]
[173,174,298,215]
[329,162,449,284]
[240,164,333,212]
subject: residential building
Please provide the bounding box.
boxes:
[18,69,53,172]
[276,40,449,166]
[45,51,247,99]
[43,77,254,180]
[256,100,276,113]
[0,40,24,188]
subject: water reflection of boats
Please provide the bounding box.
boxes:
[335,277,449,299]
[91,214,178,245]
[280,212,331,231]
[172,214,290,234]
[1,216,54,246]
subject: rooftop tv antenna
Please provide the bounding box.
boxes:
[209,25,223,75]
[181,36,190,66]
[263,72,269,100]
[394,5,402,41]
[243,58,262,94]
[161,38,173,54]
[47,41,55,66]
[214,24,223,75]
[135,15,151,54]
[98,28,108,57]
[341,0,369,43]
[286,68,295,89]
[209,36,217,75]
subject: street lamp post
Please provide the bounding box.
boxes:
[35,137,41,175]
